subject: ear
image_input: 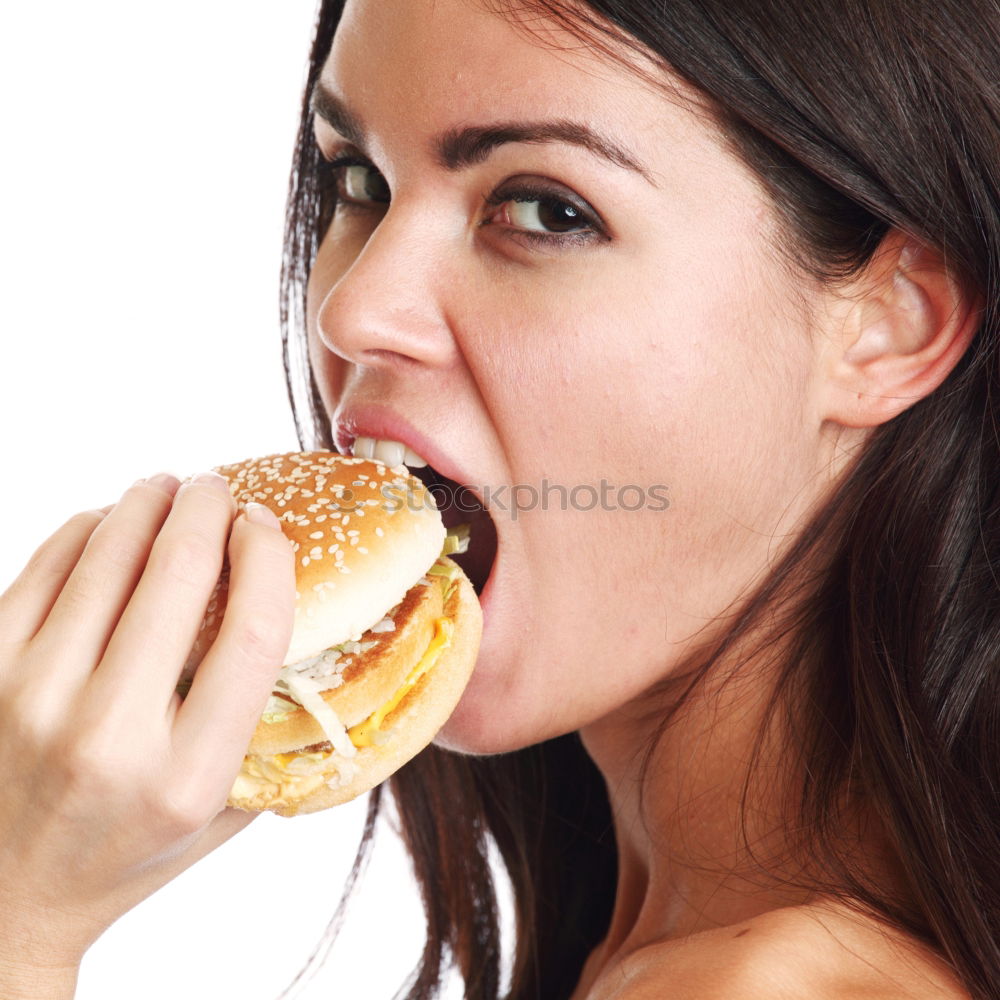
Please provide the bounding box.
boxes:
[820,230,982,429]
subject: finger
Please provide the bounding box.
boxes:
[171,506,295,788]
[28,475,180,685]
[89,472,236,711]
[0,509,110,652]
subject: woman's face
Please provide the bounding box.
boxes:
[307,0,839,753]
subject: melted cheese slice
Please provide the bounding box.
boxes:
[348,615,453,747]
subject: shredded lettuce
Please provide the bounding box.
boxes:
[276,672,357,760]
[441,523,470,555]
[426,559,461,601]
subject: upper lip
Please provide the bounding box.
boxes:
[333,402,485,505]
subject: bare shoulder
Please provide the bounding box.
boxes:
[589,901,969,1000]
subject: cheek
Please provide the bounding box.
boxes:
[467,239,807,496]
[448,231,816,622]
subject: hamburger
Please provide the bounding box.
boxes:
[177,451,482,817]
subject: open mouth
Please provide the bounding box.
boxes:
[411,464,498,598]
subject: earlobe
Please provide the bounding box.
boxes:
[822,232,981,429]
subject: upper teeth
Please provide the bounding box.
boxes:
[351,436,429,468]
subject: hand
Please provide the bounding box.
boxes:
[0,472,295,982]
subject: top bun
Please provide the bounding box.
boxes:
[188,452,446,669]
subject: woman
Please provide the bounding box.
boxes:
[1,0,996,997]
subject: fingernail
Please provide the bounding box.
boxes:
[189,470,232,495]
[145,472,182,495]
[244,502,281,529]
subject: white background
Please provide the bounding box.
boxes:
[0,3,485,996]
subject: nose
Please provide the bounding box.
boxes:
[313,206,458,370]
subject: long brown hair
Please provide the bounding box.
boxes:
[279,2,1000,997]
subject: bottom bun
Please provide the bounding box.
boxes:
[227,565,482,817]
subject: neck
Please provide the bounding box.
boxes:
[578,638,880,965]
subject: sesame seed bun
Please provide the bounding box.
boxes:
[178,451,482,816]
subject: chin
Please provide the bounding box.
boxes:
[431,677,571,757]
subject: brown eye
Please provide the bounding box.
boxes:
[491,192,588,235]
[483,180,604,249]
[322,155,390,207]
[337,162,390,204]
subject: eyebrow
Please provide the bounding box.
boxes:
[309,81,656,187]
